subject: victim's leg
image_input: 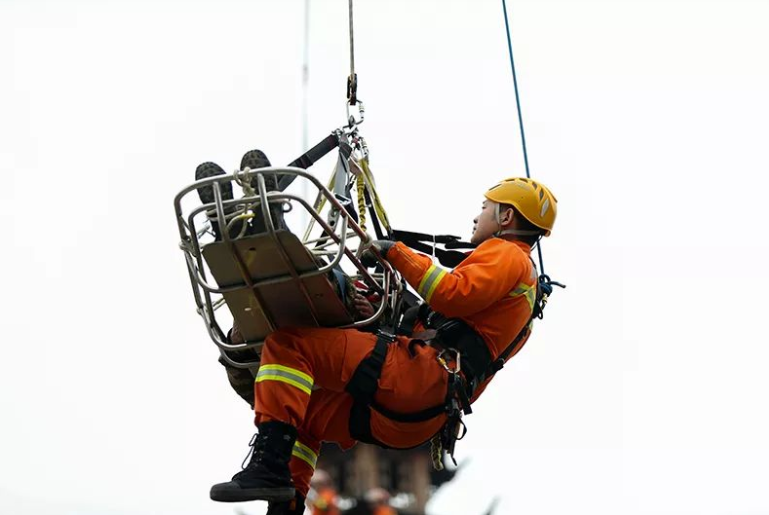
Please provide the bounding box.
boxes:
[211,328,373,503]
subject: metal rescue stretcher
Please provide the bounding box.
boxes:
[173,127,402,373]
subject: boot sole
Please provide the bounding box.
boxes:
[239,149,287,232]
[195,162,234,204]
[240,149,279,192]
[210,486,296,503]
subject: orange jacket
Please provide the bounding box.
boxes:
[372,506,397,515]
[387,238,536,364]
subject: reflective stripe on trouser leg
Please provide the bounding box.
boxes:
[289,434,321,498]
[255,365,314,395]
[255,364,315,427]
[291,440,318,469]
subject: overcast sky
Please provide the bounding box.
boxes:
[2,0,769,514]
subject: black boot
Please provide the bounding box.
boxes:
[266,493,306,515]
[194,161,240,240]
[240,149,287,232]
[210,421,297,503]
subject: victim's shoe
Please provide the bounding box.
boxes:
[194,162,248,240]
[240,149,287,232]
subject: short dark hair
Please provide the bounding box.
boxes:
[501,204,543,246]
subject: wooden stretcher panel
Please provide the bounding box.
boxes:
[202,230,353,342]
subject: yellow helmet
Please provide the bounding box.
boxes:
[484,177,557,236]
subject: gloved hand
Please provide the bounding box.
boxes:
[359,239,395,268]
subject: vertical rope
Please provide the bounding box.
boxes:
[348,0,355,78]
[502,0,530,180]
[502,0,545,275]
[302,0,310,152]
[301,0,311,230]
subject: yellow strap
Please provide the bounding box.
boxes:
[313,172,336,216]
[356,173,367,231]
[359,158,391,233]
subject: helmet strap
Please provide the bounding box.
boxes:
[496,228,542,237]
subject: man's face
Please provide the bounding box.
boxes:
[471,200,499,245]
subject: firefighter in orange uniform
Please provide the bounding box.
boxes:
[210,178,557,513]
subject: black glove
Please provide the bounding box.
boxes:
[360,239,395,268]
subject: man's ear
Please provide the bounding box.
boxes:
[500,207,515,226]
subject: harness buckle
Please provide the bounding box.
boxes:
[375,329,397,343]
[436,348,461,374]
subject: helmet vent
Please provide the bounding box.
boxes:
[540,199,550,217]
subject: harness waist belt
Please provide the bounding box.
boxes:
[430,317,494,393]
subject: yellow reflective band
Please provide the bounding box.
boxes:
[292,440,318,469]
[525,286,536,311]
[418,265,447,303]
[255,365,314,395]
[417,265,438,295]
[510,282,536,311]
[257,364,313,384]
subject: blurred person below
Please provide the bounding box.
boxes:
[364,487,396,515]
[308,470,340,515]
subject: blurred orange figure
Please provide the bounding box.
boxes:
[365,487,396,515]
[310,470,340,515]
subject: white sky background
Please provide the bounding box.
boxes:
[2,0,769,514]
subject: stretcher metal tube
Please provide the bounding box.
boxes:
[175,165,400,368]
[183,192,367,295]
[280,132,341,191]
[217,181,279,333]
[257,172,325,327]
[246,166,394,284]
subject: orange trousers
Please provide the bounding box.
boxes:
[253,327,448,496]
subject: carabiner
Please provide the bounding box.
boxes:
[436,348,461,374]
[346,99,365,128]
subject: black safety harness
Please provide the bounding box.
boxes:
[281,137,566,463]
[344,270,563,464]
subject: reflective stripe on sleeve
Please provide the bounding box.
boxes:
[417,264,448,303]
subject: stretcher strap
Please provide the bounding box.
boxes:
[392,229,474,268]
[280,133,341,191]
[364,188,385,240]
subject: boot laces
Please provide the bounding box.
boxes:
[240,432,267,470]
